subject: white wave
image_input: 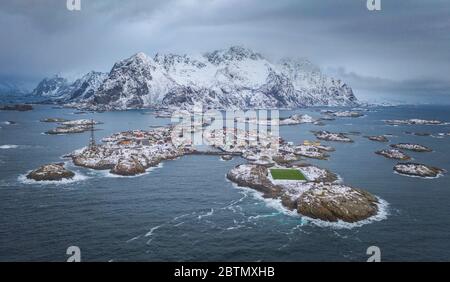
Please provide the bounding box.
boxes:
[230,183,298,217]
[145,225,161,237]
[172,213,192,221]
[91,162,164,178]
[18,171,89,186]
[126,235,141,243]
[230,182,389,229]
[226,224,245,231]
[198,208,214,220]
[2,121,16,125]
[0,145,19,149]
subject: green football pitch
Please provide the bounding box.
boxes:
[270,169,307,180]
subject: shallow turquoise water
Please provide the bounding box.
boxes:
[0,105,449,261]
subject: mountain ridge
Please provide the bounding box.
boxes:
[32,46,358,110]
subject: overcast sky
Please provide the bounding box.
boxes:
[0,0,449,103]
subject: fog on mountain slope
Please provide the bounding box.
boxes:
[32,46,358,110]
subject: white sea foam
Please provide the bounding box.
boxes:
[0,145,19,149]
[18,171,89,186]
[92,163,164,178]
[126,235,141,243]
[145,225,161,237]
[198,208,214,220]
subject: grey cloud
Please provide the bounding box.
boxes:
[0,0,449,103]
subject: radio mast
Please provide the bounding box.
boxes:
[89,119,96,149]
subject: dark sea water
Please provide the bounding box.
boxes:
[0,105,449,262]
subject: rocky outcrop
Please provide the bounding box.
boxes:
[40,118,69,123]
[365,135,389,142]
[327,111,364,118]
[294,145,330,160]
[405,132,431,137]
[45,119,99,135]
[390,143,432,152]
[0,104,33,111]
[312,131,353,143]
[26,163,75,181]
[293,163,338,183]
[279,114,315,125]
[375,149,410,160]
[46,125,91,135]
[394,163,445,178]
[110,157,146,176]
[385,119,446,126]
[297,184,378,223]
[221,155,233,161]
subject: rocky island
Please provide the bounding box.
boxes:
[226,163,380,223]
[26,163,75,181]
[375,149,411,160]
[312,131,353,143]
[390,143,432,152]
[45,119,100,135]
[394,163,445,178]
[385,119,447,126]
[326,110,364,118]
[40,118,69,123]
[70,127,192,175]
[279,114,315,125]
[0,104,33,111]
[292,143,334,160]
[365,135,389,142]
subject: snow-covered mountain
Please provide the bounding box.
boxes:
[31,75,69,98]
[32,46,358,110]
[32,72,107,102]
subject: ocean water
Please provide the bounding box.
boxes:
[0,105,449,262]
